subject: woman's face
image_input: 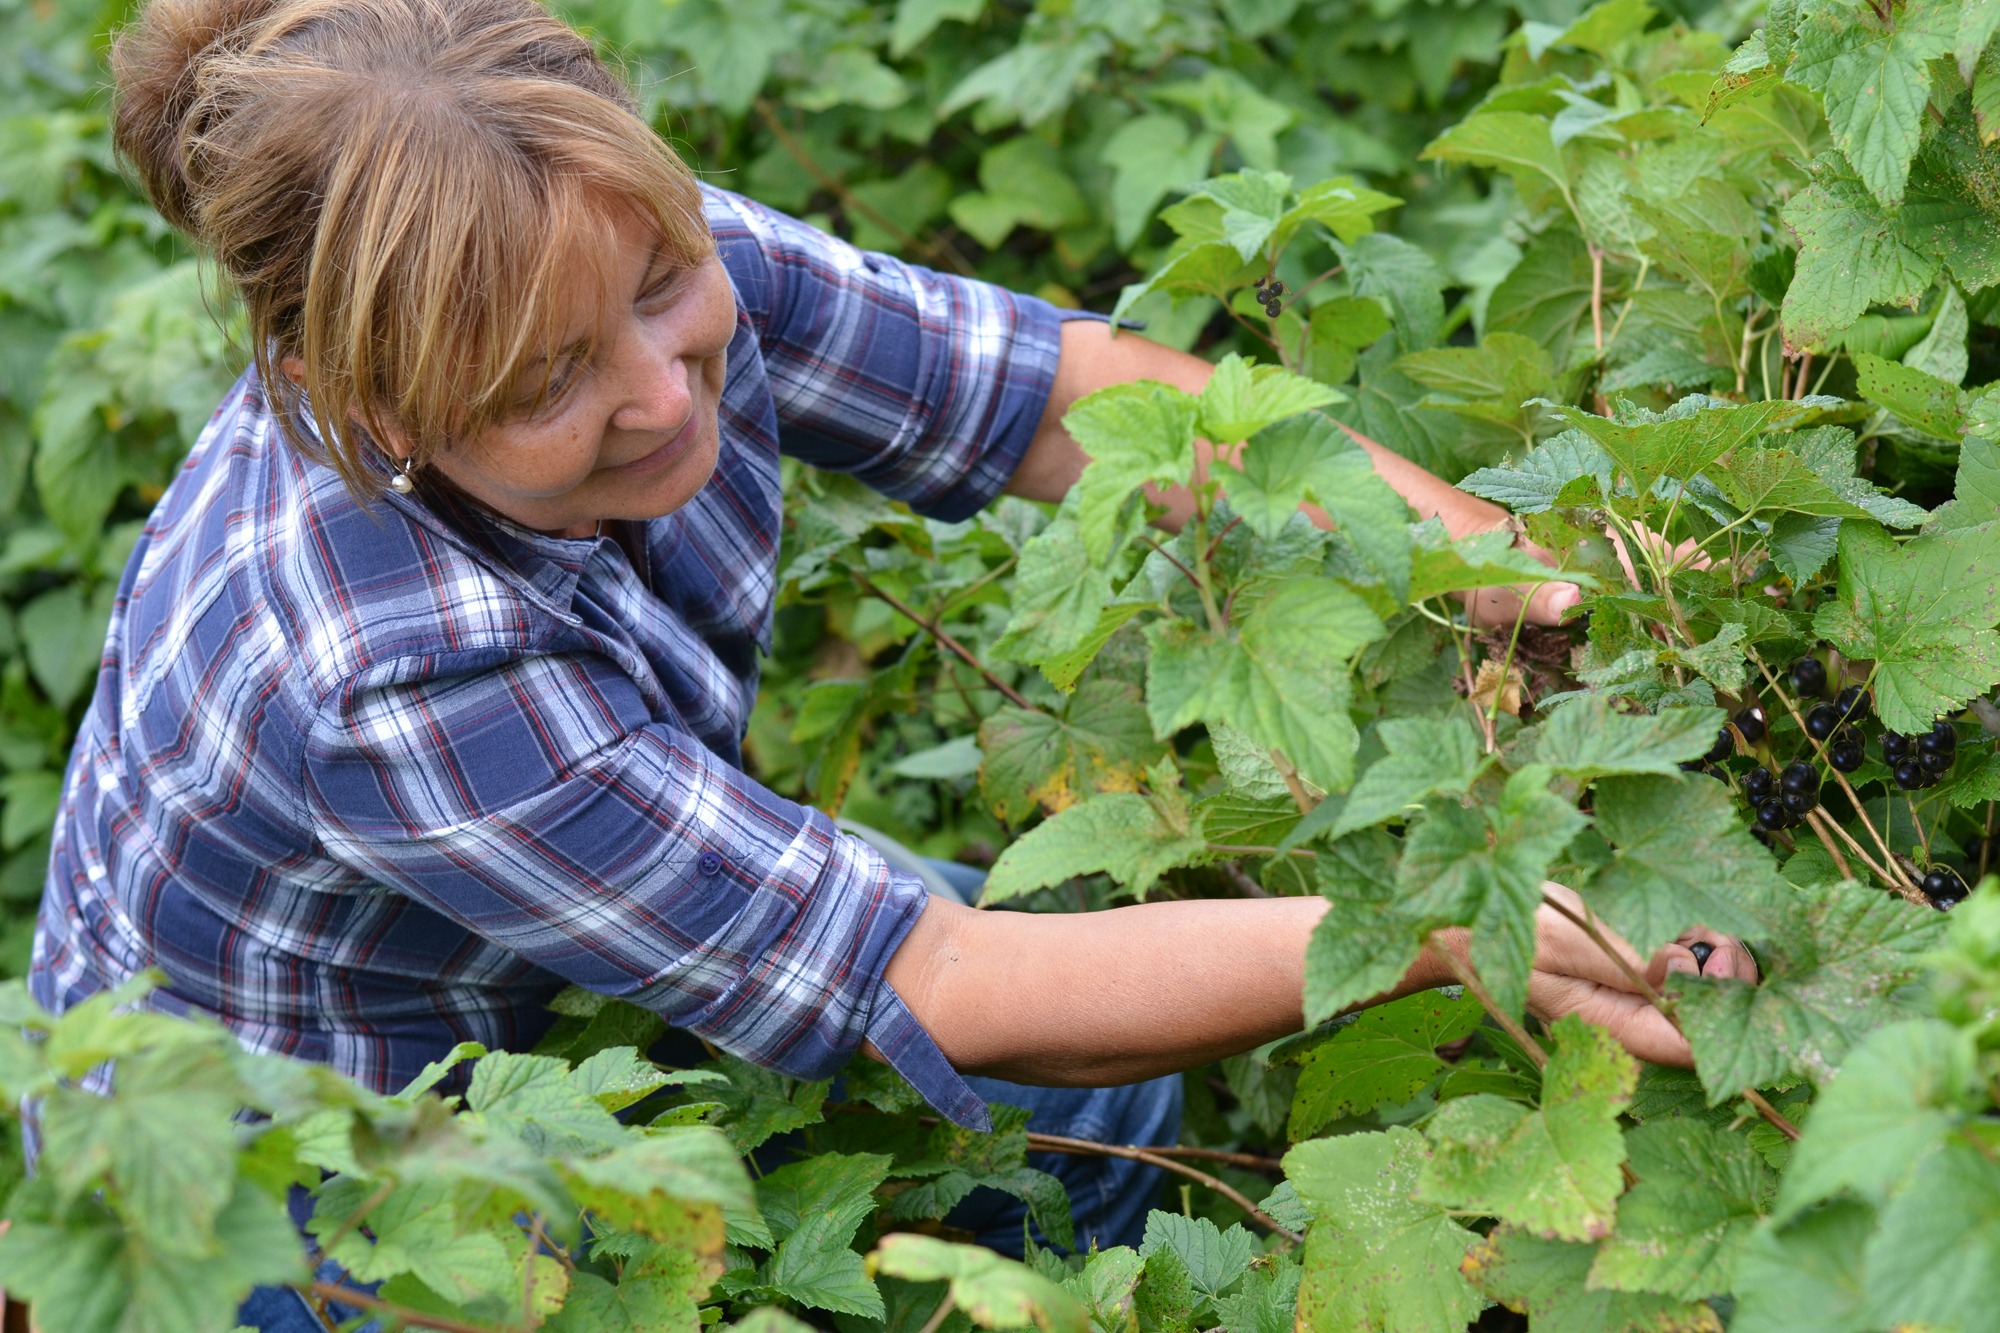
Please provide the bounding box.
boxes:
[424,215,736,538]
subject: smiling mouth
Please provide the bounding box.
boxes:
[608,410,701,477]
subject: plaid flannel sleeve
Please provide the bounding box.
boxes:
[300,649,992,1129]
[708,186,1071,522]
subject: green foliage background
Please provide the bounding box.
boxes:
[12,0,2000,1325]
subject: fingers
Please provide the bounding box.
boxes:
[1522,580,1582,627]
[1527,971,1694,1066]
[1672,928,1761,982]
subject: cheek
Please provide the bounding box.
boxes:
[464,419,604,498]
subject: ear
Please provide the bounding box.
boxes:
[281,357,415,463]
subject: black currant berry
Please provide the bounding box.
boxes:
[1782,787,1819,815]
[1687,941,1715,971]
[1829,733,1865,773]
[1805,703,1841,742]
[1789,656,1827,698]
[1930,717,1959,748]
[1756,799,1790,831]
[1744,767,1776,802]
[1264,301,1283,319]
[1835,685,1871,722]
[1882,732,1913,762]
[1266,279,1285,297]
[1780,760,1820,794]
[1734,706,1767,744]
[1920,729,1957,759]
[1704,726,1735,764]
[1894,757,1928,790]
[1924,868,1969,909]
[1920,748,1954,776]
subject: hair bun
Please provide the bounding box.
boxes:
[110,0,291,235]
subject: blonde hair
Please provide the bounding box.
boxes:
[111,0,713,495]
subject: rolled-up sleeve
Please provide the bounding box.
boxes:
[709,186,1067,523]
[300,648,992,1130]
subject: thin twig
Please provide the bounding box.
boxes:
[1208,842,1317,859]
[315,1177,394,1256]
[1428,934,1548,1069]
[1802,808,1857,882]
[1269,750,1316,817]
[1589,245,1606,353]
[1140,535,1205,597]
[1220,859,1272,898]
[1024,1132,1302,1242]
[850,573,1037,712]
[915,1295,957,1333]
[1141,1144,1286,1172]
[1741,1088,1802,1142]
[304,1282,514,1333]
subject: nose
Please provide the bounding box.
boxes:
[608,326,692,436]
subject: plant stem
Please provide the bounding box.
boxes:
[1024,1132,1302,1242]
[1428,934,1548,1069]
[1589,245,1606,353]
[915,1295,958,1333]
[1269,750,1316,816]
[304,1282,515,1333]
[849,573,1038,712]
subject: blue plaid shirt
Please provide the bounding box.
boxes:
[29,186,1073,1131]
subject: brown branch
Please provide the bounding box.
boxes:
[1220,859,1272,898]
[1023,1132,1302,1242]
[1589,245,1606,354]
[305,1282,516,1333]
[1801,807,1857,882]
[752,99,974,276]
[1741,1087,1802,1141]
[849,573,1037,712]
[1428,934,1547,1069]
[1141,1144,1286,1172]
[1140,536,1206,597]
[915,1295,957,1333]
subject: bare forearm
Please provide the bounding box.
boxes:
[881,896,1460,1085]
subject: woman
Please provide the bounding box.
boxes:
[35,0,1752,1310]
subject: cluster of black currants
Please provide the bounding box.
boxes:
[1253,276,1285,319]
[1880,721,1957,791]
[1746,760,1820,832]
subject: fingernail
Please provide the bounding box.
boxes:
[1548,586,1581,618]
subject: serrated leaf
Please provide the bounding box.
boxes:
[1788,0,1951,208]
[1409,525,1585,602]
[1731,1199,1875,1333]
[1585,773,1793,958]
[1588,1119,1769,1299]
[1138,1213,1255,1305]
[993,517,1119,666]
[1853,349,1966,437]
[1708,447,1877,520]
[1197,355,1344,445]
[1417,1016,1636,1241]
[978,682,1163,822]
[1780,157,1940,348]
[1530,698,1725,783]
[1541,399,1811,496]
[1669,885,1946,1097]
[1065,384,1201,562]
[1145,579,1382,793]
[1286,1128,1484,1333]
[1331,715,1488,838]
[1776,1018,1972,1220]
[1859,1139,2000,1331]
[1304,830,1426,1024]
[871,1235,1088,1333]
[1287,990,1484,1138]
[1211,414,1409,595]
[982,792,1209,904]
[1422,112,1572,200]
[1811,520,2000,733]
[1399,769,1588,1017]
[1458,427,1614,512]
[1462,1228,1723,1333]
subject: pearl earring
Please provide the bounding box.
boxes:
[390,456,417,494]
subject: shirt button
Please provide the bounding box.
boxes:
[697,852,724,877]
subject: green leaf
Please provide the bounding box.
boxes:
[1811,520,2000,734]
[1099,115,1222,250]
[1588,1119,1770,1299]
[1860,1140,2000,1330]
[1540,398,1812,497]
[870,1235,1089,1333]
[1145,579,1383,794]
[1408,525,1583,603]
[1530,698,1725,784]
[1788,0,1952,207]
[1285,1128,1484,1333]
[758,1154,894,1319]
[548,1271,705,1333]
[1853,349,1967,438]
[1731,1200,1876,1333]
[1585,773,1793,958]
[1776,1018,1972,1220]
[1462,1228,1723,1333]
[568,1046,673,1113]
[1416,1015,1636,1242]
[1399,768,1588,1017]
[1286,989,1484,1138]
[1331,715,1488,838]
[1304,830,1426,1024]
[19,581,112,710]
[948,138,1092,247]
[1211,415,1409,596]
[465,1049,626,1153]
[1422,112,1572,202]
[1195,355,1343,445]
[1707,447,1878,521]
[982,791,1208,904]
[1064,1246,1145,1333]
[559,1125,760,1244]
[1138,1213,1256,1306]
[1065,383,1201,562]
[1669,885,1946,1098]
[1343,234,1447,354]
[978,682,1164,823]
[992,518,1118,666]
[1780,155,1940,348]
[889,0,986,57]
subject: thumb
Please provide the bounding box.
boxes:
[1524,581,1583,627]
